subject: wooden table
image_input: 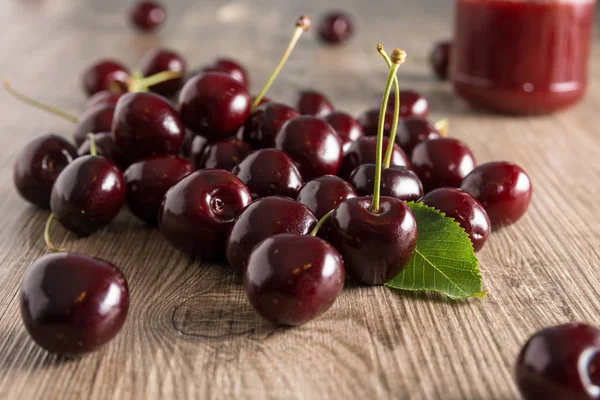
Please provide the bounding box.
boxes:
[1,0,599,399]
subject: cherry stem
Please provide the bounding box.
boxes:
[128,70,183,93]
[44,213,65,252]
[3,79,78,123]
[435,118,449,137]
[370,48,405,214]
[251,15,312,110]
[309,210,334,237]
[87,133,98,156]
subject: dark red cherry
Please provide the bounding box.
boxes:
[460,161,532,230]
[241,102,299,149]
[226,196,317,269]
[124,155,193,226]
[138,48,186,97]
[159,169,251,260]
[328,196,417,285]
[317,11,354,45]
[201,58,249,89]
[349,164,423,202]
[232,148,303,199]
[516,323,600,400]
[130,1,166,32]
[294,90,334,118]
[179,72,251,141]
[420,188,490,252]
[74,104,115,146]
[85,91,123,110]
[77,132,115,161]
[50,155,125,236]
[386,89,429,119]
[244,234,344,326]
[194,138,252,171]
[324,111,364,153]
[358,108,393,137]
[395,117,441,156]
[14,134,78,209]
[112,92,184,165]
[411,137,476,192]
[338,136,409,180]
[275,116,342,180]
[20,252,129,355]
[431,41,452,80]
[296,175,356,219]
[82,59,129,97]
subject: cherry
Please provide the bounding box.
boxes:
[349,164,423,202]
[159,169,251,260]
[317,11,354,45]
[138,48,186,98]
[460,161,532,230]
[194,138,252,171]
[232,148,303,199]
[294,90,334,118]
[200,58,249,89]
[112,92,184,165]
[275,116,342,180]
[82,59,130,97]
[395,117,441,156]
[431,41,452,81]
[358,108,393,137]
[130,1,166,32]
[420,188,491,252]
[226,196,317,269]
[179,72,251,141]
[324,111,364,153]
[296,175,357,219]
[189,134,208,160]
[77,132,115,161]
[180,128,199,158]
[20,252,129,355]
[241,102,299,149]
[338,136,409,180]
[85,90,122,109]
[74,104,115,146]
[14,134,78,209]
[386,89,429,119]
[244,233,344,326]
[516,323,600,400]
[124,155,193,226]
[411,137,476,192]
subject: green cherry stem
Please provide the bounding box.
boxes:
[251,15,312,110]
[44,213,65,252]
[309,210,334,237]
[370,48,405,214]
[377,45,403,169]
[128,70,183,93]
[86,133,98,156]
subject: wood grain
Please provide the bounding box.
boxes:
[0,0,599,399]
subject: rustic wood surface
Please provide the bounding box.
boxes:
[0,0,599,399]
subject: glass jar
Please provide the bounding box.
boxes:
[451,0,596,115]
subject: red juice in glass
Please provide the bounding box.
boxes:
[452,0,596,115]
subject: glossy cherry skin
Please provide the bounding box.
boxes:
[358,108,393,137]
[201,58,249,89]
[241,102,299,149]
[124,155,194,226]
[516,323,600,400]
[77,132,115,161]
[296,175,357,219]
[112,92,184,165]
[294,90,334,118]
[460,161,532,230]
[349,164,423,202]
[138,48,186,98]
[420,188,491,252]
[226,196,318,269]
[179,72,251,141]
[324,111,364,153]
[82,60,129,97]
[328,196,417,285]
[74,104,115,146]
[411,138,476,192]
[159,170,251,260]
[386,89,429,119]
[85,91,123,110]
[395,117,441,156]
[431,41,452,81]
[130,1,165,32]
[20,252,129,355]
[194,138,252,171]
[50,155,126,236]
[338,136,409,180]
[275,116,342,181]
[244,234,345,326]
[317,12,354,45]
[14,134,78,209]
[232,148,303,199]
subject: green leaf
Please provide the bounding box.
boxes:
[385,202,486,300]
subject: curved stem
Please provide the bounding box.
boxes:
[309,210,334,237]
[251,15,312,110]
[3,80,78,123]
[44,214,65,252]
[435,118,449,137]
[86,133,97,156]
[377,45,401,169]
